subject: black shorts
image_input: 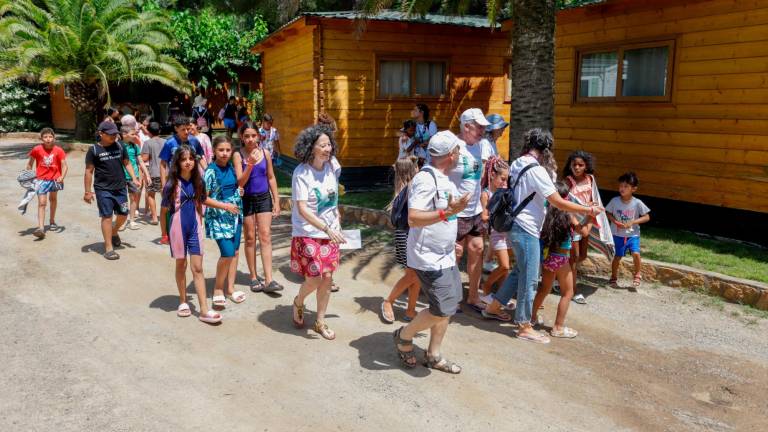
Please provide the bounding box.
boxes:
[456,213,486,241]
[243,191,272,216]
[96,189,129,218]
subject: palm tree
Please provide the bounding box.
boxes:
[0,0,191,139]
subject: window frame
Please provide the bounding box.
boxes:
[375,53,450,101]
[575,39,675,103]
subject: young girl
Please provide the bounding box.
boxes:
[381,157,420,324]
[563,150,597,305]
[479,156,512,304]
[259,113,281,160]
[239,125,283,293]
[161,145,237,324]
[396,120,417,161]
[531,182,578,338]
[205,136,247,308]
[120,126,149,230]
[411,104,437,167]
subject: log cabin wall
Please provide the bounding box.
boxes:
[555,0,768,213]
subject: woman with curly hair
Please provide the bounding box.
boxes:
[290,125,346,340]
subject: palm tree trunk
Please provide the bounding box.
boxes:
[67,82,100,141]
[508,0,556,160]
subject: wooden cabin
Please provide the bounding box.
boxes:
[251,11,511,185]
[555,0,768,215]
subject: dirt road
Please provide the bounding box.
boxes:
[1,138,767,431]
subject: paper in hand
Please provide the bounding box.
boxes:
[339,229,362,250]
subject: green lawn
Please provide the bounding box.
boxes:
[640,226,768,283]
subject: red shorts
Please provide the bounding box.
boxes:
[290,236,340,278]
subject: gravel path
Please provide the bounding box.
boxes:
[1,138,766,431]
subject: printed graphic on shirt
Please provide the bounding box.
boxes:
[312,187,338,214]
[460,154,481,180]
[42,153,55,167]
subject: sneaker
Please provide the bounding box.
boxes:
[263,280,284,293]
[483,261,498,273]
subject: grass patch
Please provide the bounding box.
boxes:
[275,168,392,209]
[640,226,768,283]
[345,222,393,244]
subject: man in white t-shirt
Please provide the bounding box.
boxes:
[395,130,470,374]
[448,108,490,311]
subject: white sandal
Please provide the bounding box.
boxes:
[199,310,222,324]
[177,303,191,317]
[229,291,246,304]
[212,295,227,308]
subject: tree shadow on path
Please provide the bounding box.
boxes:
[348,332,431,378]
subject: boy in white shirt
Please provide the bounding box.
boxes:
[605,171,650,291]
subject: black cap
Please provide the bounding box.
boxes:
[97,121,119,135]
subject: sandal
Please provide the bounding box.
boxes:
[292,297,305,329]
[550,327,578,338]
[424,354,462,374]
[103,250,120,260]
[313,321,336,340]
[481,309,512,322]
[229,291,246,304]
[199,310,222,324]
[262,280,284,293]
[572,293,587,305]
[393,327,417,369]
[467,302,487,313]
[331,282,340,293]
[250,276,265,293]
[177,303,191,318]
[516,330,551,344]
[632,274,642,289]
[608,278,619,288]
[33,228,45,239]
[380,301,395,324]
[212,295,227,308]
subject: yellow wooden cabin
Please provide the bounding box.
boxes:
[251,11,511,185]
[555,0,768,215]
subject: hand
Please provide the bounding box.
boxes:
[481,213,489,223]
[588,205,604,216]
[133,178,141,188]
[223,203,239,215]
[83,191,94,204]
[272,200,280,218]
[446,193,471,217]
[55,176,64,183]
[327,229,346,245]
[247,148,261,165]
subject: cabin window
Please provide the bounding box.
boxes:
[576,39,674,102]
[377,56,448,99]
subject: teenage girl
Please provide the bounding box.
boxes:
[161,145,238,324]
[563,150,597,305]
[381,156,420,324]
[532,182,579,338]
[205,136,247,309]
[239,125,283,293]
[411,103,437,167]
[479,156,513,304]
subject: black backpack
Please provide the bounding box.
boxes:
[488,163,538,233]
[390,167,438,230]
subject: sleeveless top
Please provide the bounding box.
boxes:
[567,175,593,205]
[240,148,269,195]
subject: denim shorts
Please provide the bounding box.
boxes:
[95,189,129,218]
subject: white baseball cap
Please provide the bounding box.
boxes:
[428,130,461,157]
[459,108,491,127]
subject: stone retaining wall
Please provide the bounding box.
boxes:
[284,198,768,311]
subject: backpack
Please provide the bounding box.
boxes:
[488,163,538,233]
[390,167,438,230]
[194,107,208,129]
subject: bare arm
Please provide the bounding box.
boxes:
[480,191,490,222]
[58,159,68,182]
[236,151,255,187]
[204,197,239,213]
[296,200,345,244]
[123,158,140,186]
[547,193,603,217]
[632,213,650,226]
[408,193,470,228]
[265,152,280,217]
[26,156,34,171]
[83,165,95,203]
[160,160,168,188]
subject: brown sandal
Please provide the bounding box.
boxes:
[393,327,417,368]
[313,321,336,340]
[424,354,462,374]
[292,297,305,329]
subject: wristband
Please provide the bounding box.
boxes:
[438,209,447,222]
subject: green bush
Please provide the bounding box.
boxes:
[0,81,48,134]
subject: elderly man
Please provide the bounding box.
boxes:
[449,108,491,311]
[394,130,470,374]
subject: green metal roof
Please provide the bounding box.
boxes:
[303,10,497,29]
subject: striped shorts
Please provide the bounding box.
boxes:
[394,229,408,268]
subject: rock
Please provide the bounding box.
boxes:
[722,284,744,303]
[755,291,768,311]
[657,267,686,288]
[739,285,760,306]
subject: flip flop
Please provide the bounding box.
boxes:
[212,295,227,308]
[380,301,395,324]
[199,310,222,324]
[177,303,191,317]
[229,291,246,304]
[467,302,486,313]
[572,294,587,304]
[550,327,578,338]
[481,309,512,322]
[33,228,45,239]
[103,250,120,260]
[516,330,550,344]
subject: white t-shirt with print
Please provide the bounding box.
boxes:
[479,138,497,161]
[291,161,340,238]
[407,167,460,271]
[259,127,280,155]
[605,196,650,237]
[508,154,557,238]
[447,139,484,217]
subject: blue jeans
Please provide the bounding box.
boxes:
[493,224,540,325]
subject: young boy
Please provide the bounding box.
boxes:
[140,121,165,226]
[26,128,68,239]
[84,121,142,260]
[259,113,281,160]
[120,126,149,230]
[605,171,651,291]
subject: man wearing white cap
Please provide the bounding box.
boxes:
[449,108,491,311]
[393,130,470,374]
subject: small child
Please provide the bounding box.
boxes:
[161,145,233,324]
[381,156,421,323]
[605,171,651,291]
[532,182,579,338]
[479,156,512,304]
[204,136,247,308]
[26,127,67,238]
[259,113,281,160]
[120,126,148,230]
[563,150,597,304]
[397,120,417,160]
[140,121,165,225]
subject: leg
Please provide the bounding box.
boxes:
[315,274,333,323]
[226,250,240,296]
[114,214,127,232]
[189,255,210,315]
[214,256,233,298]
[455,238,465,260]
[174,258,187,304]
[404,270,420,319]
[242,214,259,282]
[101,216,114,252]
[610,256,621,280]
[532,269,556,323]
[36,193,48,231]
[426,317,450,359]
[482,249,511,295]
[48,191,58,225]
[553,265,574,331]
[632,252,642,276]
[146,191,158,223]
[255,212,274,283]
[465,235,484,305]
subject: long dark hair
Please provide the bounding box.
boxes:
[415,103,430,123]
[562,150,595,179]
[163,145,206,212]
[520,128,556,177]
[541,182,572,251]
